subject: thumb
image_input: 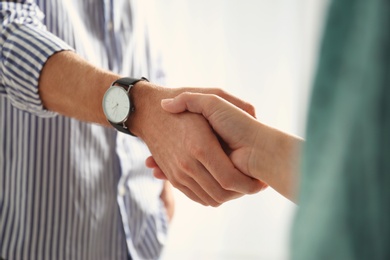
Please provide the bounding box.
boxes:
[160,97,187,113]
[161,92,218,119]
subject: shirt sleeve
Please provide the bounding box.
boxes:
[0,1,74,117]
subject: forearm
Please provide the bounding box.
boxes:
[251,122,303,203]
[39,51,119,125]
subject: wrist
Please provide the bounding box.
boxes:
[251,122,302,201]
[247,122,266,179]
[249,123,287,180]
[127,81,167,138]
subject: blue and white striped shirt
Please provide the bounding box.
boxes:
[0,0,168,259]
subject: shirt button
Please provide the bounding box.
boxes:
[118,185,126,196]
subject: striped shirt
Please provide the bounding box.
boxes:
[0,0,168,259]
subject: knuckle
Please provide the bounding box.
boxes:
[189,144,205,159]
[169,177,180,188]
[168,171,189,188]
[177,159,192,173]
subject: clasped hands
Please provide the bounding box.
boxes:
[130,83,268,207]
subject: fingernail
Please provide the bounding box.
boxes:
[161,98,173,106]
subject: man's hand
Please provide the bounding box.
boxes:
[129,83,266,207]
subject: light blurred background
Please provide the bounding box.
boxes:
[144,0,329,259]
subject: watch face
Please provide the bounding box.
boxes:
[102,86,131,124]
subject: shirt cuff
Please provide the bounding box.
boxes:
[1,3,73,117]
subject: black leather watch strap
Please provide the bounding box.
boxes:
[113,77,148,90]
[109,121,133,135]
[109,77,148,136]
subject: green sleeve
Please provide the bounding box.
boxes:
[292,0,390,259]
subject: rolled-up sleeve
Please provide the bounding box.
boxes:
[0,1,73,117]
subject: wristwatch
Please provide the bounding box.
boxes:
[102,77,147,136]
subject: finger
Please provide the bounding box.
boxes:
[145,156,159,168]
[146,156,168,179]
[196,133,265,195]
[186,158,245,204]
[207,157,264,195]
[170,172,223,207]
[191,88,256,118]
[153,145,244,205]
[162,93,250,130]
[152,168,168,180]
[147,140,228,206]
[161,97,187,113]
[212,89,256,118]
[162,88,256,118]
[179,185,210,206]
[153,151,226,207]
[161,93,220,118]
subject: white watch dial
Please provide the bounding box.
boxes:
[102,86,131,123]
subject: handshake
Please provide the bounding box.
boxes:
[129,83,302,206]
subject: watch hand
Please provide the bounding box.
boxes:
[113,109,117,119]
